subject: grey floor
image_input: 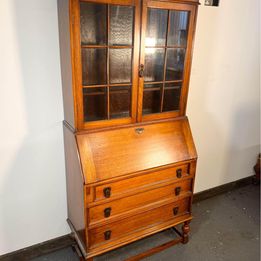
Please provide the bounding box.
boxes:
[32,185,260,261]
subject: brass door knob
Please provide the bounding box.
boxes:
[139,64,144,78]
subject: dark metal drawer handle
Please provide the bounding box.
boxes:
[104,207,111,218]
[103,187,111,198]
[176,169,182,178]
[173,207,179,216]
[175,187,181,196]
[135,127,144,134]
[104,230,111,240]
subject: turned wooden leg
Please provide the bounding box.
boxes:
[182,221,190,244]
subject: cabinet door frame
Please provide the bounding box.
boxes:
[137,0,197,122]
[71,0,141,130]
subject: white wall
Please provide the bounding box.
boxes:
[0,0,69,255]
[0,0,259,256]
[188,0,260,192]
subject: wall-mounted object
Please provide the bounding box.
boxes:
[57,0,199,260]
[205,0,220,6]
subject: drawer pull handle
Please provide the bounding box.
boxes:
[103,187,111,198]
[104,230,111,240]
[173,207,179,216]
[176,169,182,178]
[175,187,181,196]
[135,127,144,134]
[104,207,111,218]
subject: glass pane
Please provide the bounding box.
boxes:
[83,88,107,122]
[168,11,189,46]
[82,48,107,86]
[109,49,132,84]
[144,48,165,82]
[163,84,181,111]
[110,86,131,119]
[110,6,134,46]
[80,2,107,45]
[142,84,162,115]
[165,48,186,81]
[146,8,168,46]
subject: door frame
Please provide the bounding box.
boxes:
[137,0,197,122]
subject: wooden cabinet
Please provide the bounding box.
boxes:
[58,0,199,259]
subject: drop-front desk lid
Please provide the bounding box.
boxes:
[76,117,197,184]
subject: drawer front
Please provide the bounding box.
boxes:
[94,164,190,201]
[88,197,191,248]
[89,178,192,225]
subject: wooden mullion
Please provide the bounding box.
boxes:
[106,4,110,120]
[81,45,134,49]
[131,0,141,123]
[83,92,106,96]
[108,89,130,95]
[144,81,164,85]
[109,83,132,87]
[79,0,136,6]
[136,0,148,122]
[83,83,132,89]
[143,80,183,86]
[168,46,187,50]
[83,84,107,88]
[166,79,183,84]
[109,45,134,49]
[81,45,107,48]
[143,87,161,92]
[84,90,130,96]
[165,86,182,90]
[145,45,187,49]
[160,10,171,113]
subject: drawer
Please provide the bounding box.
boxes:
[88,197,191,248]
[94,164,190,202]
[89,178,192,226]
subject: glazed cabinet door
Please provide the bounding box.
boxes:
[72,0,140,129]
[137,0,197,122]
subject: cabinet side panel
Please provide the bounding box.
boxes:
[63,125,86,250]
[182,117,197,159]
[58,0,75,128]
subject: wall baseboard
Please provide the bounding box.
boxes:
[0,175,255,261]
[192,175,254,203]
[0,235,74,261]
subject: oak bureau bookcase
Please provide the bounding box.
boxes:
[57,0,199,260]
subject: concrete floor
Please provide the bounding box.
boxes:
[32,184,260,261]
